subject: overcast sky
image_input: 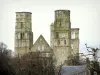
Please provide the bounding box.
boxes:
[0,0,100,55]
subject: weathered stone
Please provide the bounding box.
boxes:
[31,35,53,57]
[51,10,72,66]
[15,10,80,68]
[15,12,33,55]
[71,28,79,56]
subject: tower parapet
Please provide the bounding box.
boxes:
[55,10,70,22]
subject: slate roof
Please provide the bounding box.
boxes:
[60,65,87,75]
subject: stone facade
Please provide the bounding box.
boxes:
[15,10,79,67]
[50,10,71,66]
[50,10,80,66]
[15,12,33,55]
[31,35,53,58]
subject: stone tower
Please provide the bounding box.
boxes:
[50,10,72,66]
[15,12,33,55]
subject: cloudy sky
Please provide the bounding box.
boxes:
[0,0,100,55]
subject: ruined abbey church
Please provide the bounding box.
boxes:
[15,10,79,67]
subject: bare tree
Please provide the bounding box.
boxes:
[12,52,55,75]
[85,44,100,75]
[0,42,15,75]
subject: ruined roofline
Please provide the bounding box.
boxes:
[16,12,32,14]
[32,35,52,49]
[55,9,70,12]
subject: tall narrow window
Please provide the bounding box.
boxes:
[64,40,66,44]
[17,33,20,39]
[20,33,24,39]
[20,33,23,39]
[42,45,44,51]
[38,46,40,51]
[25,33,28,39]
[71,32,75,39]
[59,19,61,26]
[71,44,74,49]
[56,32,59,38]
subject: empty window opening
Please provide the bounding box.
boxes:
[59,19,62,26]
[20,33,23,39]
[20,33,24,39]
[64,40,66,44]
[38,46,40,51]
[42,45,44,51]
[56,32,59,38]
[71,32,75,39]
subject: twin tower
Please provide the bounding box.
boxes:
[15,10,79,66]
